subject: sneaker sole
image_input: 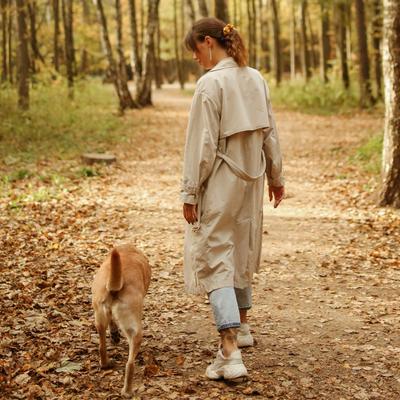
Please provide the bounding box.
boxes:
[237,337,254,347]
[223,364,248,380]
[206,364,248,380]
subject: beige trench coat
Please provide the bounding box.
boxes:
[181,57,284,295]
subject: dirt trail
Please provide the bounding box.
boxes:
[1,86,400,399]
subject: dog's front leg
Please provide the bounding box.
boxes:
[121,327,143,398]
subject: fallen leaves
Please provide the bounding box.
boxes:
[1,90,399,399]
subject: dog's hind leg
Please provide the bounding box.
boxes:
[110,319,120,344]
[94,307,112,369]
[121,319,143,398]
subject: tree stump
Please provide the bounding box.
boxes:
[81,153,116,165]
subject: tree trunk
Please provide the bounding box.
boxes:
[7,0,12,83]
[53,0,60,71]
[198,0,208,17]
[186,0,195,24]
[336,1,350,89]
[355,0,374,107]
[372,0,383,99]
[94,0,133,111]
[251,0,257,67]
[271,0,281,85]
[136,0,159,106]
[173,0,184,89]
[215,0,229,23]
[300,0,311,81]
[80,0,91,74]
[247,0,255,66]
[259,0,270,72]
[61,0,74,96]
[379,0,400,207]
[127,0,142,86]
[16,0,29,109]
[115,0,135,108]
[290,0,296,80]
[1,0,7,81]
[233,0,238,26]
[319,0,330,83]
[307,6,317,71]
[154,0,162,88]
[27,0,45,72]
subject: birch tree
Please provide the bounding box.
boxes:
[379,0,400,207]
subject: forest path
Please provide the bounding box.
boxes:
[2,86,400,399]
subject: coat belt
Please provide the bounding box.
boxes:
[216,150,266,181]
[192,150,266,233]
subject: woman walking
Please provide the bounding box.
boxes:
[181,18,285,379]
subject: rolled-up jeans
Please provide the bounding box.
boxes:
[208,287,252,331]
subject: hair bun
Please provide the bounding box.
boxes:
[223,23,235,37]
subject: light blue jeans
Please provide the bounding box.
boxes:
[208,287,252,331]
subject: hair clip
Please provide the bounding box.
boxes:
[223,23,235,37]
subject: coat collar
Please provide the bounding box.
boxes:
[209,57,238,72]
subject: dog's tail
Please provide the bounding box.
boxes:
[106,249,123,292]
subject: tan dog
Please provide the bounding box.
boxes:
[92,244,151,397]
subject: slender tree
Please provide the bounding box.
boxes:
[1,0,7,81]
[128,0,142,85]
[290,0,296,80]
[136,0,160,106]
[371,0,383,99]
[53,0,60,72]
[61,0,74,96]
[115,0,135,108]
[335,0,350,89]
[320,0,330,83]
[300,0,311,81]
[271,0,281,84]
[307,4,317,70]
[16,0,29,109]
[27,0,45,72]
[94,0,135,111]
[259,0,270,72]
[154,0,162,88]
[233,0,238,26]
[173,0,184,89]
[7,0,12,83]
[215,0,229,22]
[379,0,400,207]
[186,0,195,24]
[198,0,208,17]
[355,0,374,107]
[247,0,255,66]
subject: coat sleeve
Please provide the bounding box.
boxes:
[262,80,285,187]
[181,91,220,204]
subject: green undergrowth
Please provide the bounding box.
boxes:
[0,77,127,167]
[269,76,365,115]
[351,133,383,175]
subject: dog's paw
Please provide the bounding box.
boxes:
[111,329,121,345]
[121,387,133,398]
[100,360,114,370]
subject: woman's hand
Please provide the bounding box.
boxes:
[183,203,198,224]
[269,185,285,208]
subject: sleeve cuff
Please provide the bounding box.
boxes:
[267,175,285,187]
[180,193,198,204]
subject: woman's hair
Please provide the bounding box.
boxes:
[184,17,248,67]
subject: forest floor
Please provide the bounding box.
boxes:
[1,85,400,400]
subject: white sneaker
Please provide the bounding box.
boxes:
[205,349,248,380]
[237,323,254,347]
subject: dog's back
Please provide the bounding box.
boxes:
[92,244,151,306]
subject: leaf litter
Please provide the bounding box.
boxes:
[1,87,399,399]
